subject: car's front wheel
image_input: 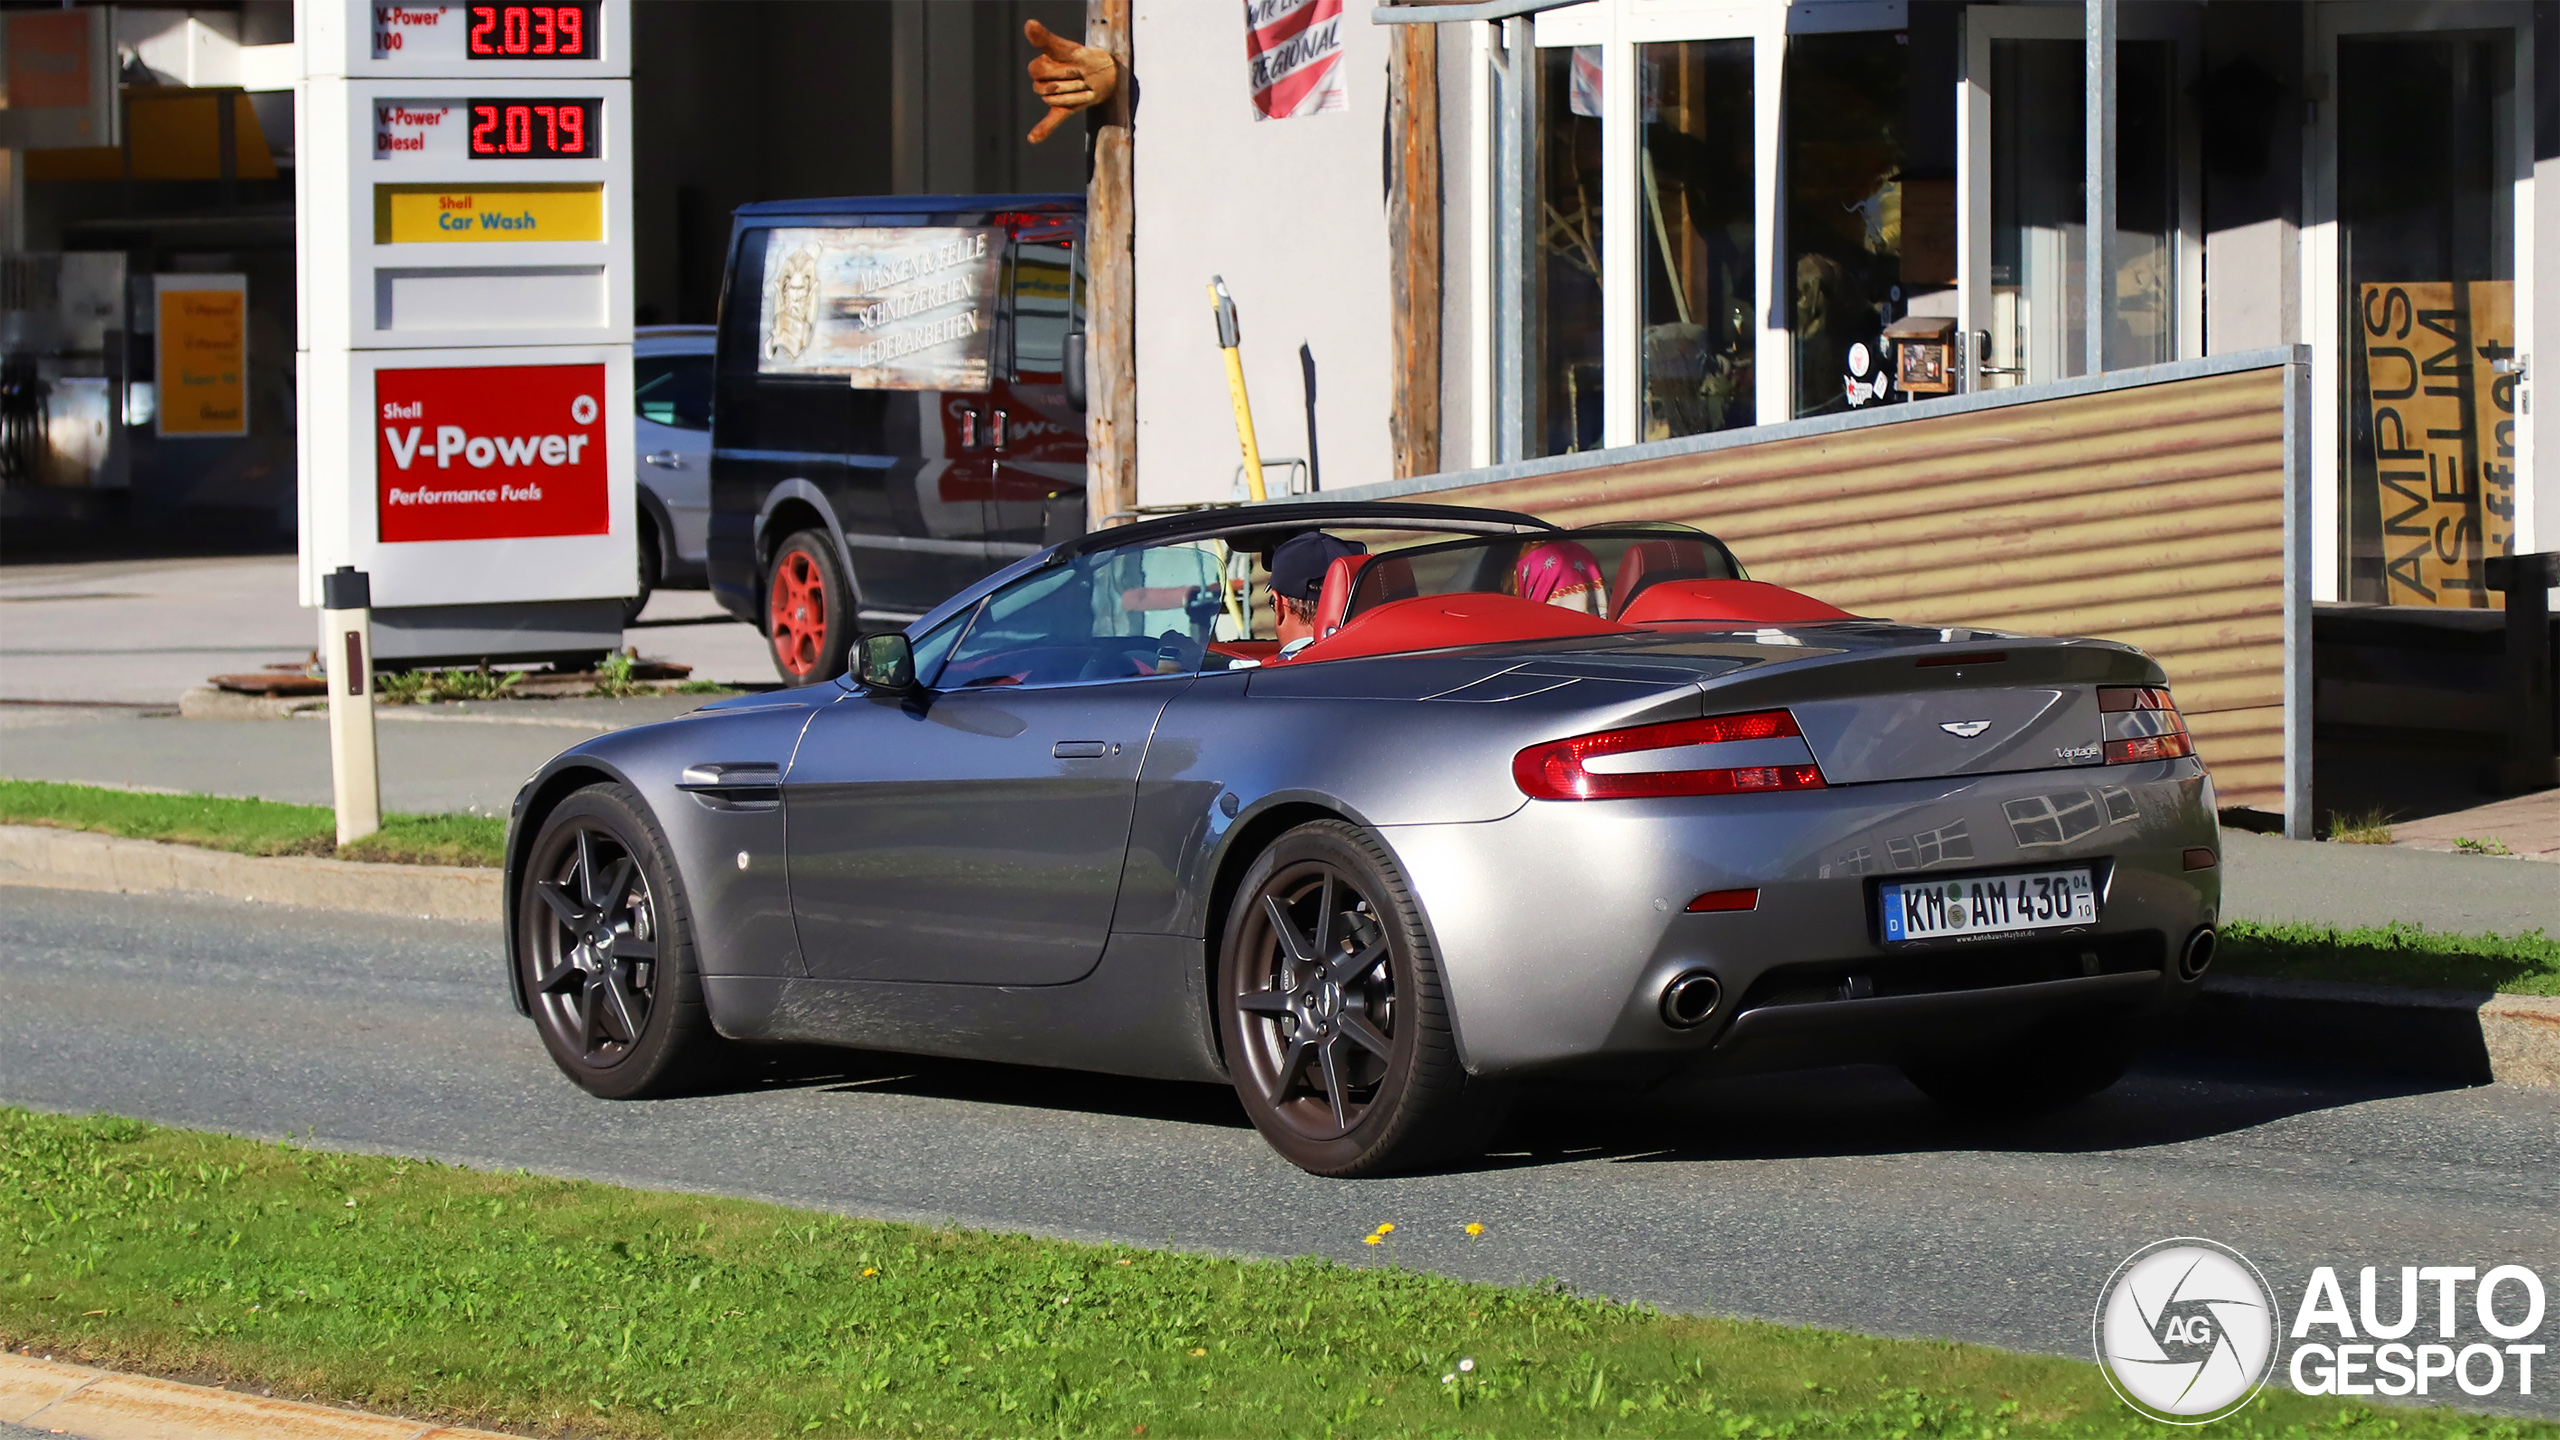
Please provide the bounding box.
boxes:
[517,782,721,1099]
[1217,819,1509,1177]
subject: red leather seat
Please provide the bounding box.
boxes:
[1311,553,1367,636]
[1609,539,1714,616]
[1342,556,1419,624]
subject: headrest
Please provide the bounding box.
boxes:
[1312,552,1367,636]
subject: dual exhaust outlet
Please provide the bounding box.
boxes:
[1658,926,2214,1031]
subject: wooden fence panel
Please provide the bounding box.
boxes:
[1384,366,2292,810]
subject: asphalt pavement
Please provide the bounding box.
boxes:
[4,884,2553,1420]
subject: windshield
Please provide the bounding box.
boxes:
[929,540,1264,688]
[1339,525,1745,624]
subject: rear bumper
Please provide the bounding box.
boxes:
[1380,757,2217,1078]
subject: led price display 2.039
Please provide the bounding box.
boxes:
[468,100,596,158]
[467,4,594,59]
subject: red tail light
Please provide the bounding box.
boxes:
[1513,710,1826,800]
[2098,686,2194,764]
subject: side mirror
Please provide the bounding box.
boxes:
[853,631,917,691]
[1061,330,1087,412]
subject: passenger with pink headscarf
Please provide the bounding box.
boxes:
[1513,539,1610,617]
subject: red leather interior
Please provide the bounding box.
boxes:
[1281,592,1638,664]
[1617,579,1857,628]
[1343,555,1420,622]
[1609,539,1713,615]
[1312,553,1366,635]
[1208,639,1280,662]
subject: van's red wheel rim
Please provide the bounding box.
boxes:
[768,550,828,677]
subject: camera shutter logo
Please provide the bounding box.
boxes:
[2094,1238,2281,1424]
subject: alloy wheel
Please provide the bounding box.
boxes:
[1231,861,1399,1140]
[527,823,661,1068]
[768,548,829,678]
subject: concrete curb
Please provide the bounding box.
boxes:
[2191,973,2560,1086]
[0,826,498,926]
[1,1352,515,1439]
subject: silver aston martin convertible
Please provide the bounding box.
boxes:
[504,501,2221,1176]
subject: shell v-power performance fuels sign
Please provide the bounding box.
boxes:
[299,2,634,658]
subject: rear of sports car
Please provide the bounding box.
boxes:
[1383,633,2220,1092]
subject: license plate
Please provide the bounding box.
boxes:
[1879,866,2096,943]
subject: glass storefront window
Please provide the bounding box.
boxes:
[1787,31,1905,418]
[2111,42,2179,369]
[2339,33,2515,605]
[1535,45,1605,456]
[1638,39,1754,440]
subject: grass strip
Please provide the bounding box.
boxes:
[2218,920,2560,998]
[0,779,503,868]
[3,1109,2548,1439]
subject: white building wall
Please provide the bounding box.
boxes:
[1132,2,1397,506]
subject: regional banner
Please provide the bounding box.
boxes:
[2356,279,2517,607]
[1243,0,1346,120]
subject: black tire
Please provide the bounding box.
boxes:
[622,522,660,627]
[1217,819,1510,1177]
[764,528,853,686]
[516,782,722,1099]
[1900,1019,2139,1116]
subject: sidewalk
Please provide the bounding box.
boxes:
[2220,831,2556,936]
[0,696,707,815]
[1,1352,512,1440]
[1,554,773,705]
[2382,788,2560,861]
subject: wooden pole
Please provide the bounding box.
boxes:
[1086,0,1138,527]
[1388,22,1443,481]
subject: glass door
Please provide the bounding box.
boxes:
[1960,7,2198,390]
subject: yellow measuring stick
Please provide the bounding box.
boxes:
[1209,277,1268,502]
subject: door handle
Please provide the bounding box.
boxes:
[1051,740,1108,759]
[644,450,685,468]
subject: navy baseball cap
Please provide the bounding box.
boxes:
[1268,531,1366,604]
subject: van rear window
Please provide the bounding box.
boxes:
[751,226,1002,389]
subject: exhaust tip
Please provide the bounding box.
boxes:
[2180,926,2217,981]
[1660,970,1722,1029]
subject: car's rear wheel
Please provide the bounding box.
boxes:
[1217,820,1509,1177]
[517,782,721,1099]
[1900,1018,2139,1116]
[765,528,851,685]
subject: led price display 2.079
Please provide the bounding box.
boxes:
[468,100,597,158]
[467,4,594,59]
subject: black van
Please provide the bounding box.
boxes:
[708,194,1088,684]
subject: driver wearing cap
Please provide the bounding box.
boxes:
[1266,531,1366,657]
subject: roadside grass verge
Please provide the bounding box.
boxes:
[0,780,503,867]
[4,1109,2548,1440]
[2218,920,2560,997]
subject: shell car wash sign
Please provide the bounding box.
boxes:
[375,362,607,540]
[155,276,248,438]
[375,182,602,242]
